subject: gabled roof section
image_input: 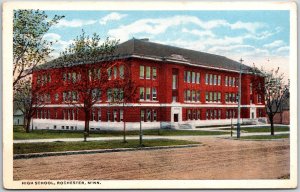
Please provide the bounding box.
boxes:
[38,38,252,72]
[115,38,252,72]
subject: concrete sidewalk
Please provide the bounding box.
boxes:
[14,131,289,143]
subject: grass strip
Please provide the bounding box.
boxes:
[240,134,289,140]
[13,139,199,154]
[220,126,289,133]
[14,126,228,140]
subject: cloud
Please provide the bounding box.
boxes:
[108,15,266,41]
[99,12,127,25]
[181,28,215,37]
[275,46,289,56]
[43,33,74,59]
[55,19,97,28]
[230,21,265,33]
[263,40,286,49]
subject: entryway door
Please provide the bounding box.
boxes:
[174,114,179,122]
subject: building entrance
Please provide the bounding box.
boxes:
[174,114,178,122]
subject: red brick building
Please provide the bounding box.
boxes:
[32,39,266,130]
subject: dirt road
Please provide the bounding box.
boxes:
[13,137,289,180]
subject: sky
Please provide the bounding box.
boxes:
[44,10,290,80]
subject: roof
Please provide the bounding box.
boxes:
[38,38,252,72]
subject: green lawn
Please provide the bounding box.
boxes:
[221,126,289,133]
[13,139,199,154]
[14,126,228,140]
[240,134,289,140]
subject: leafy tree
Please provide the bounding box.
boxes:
[13,9,64,88]
[251,66,289,135]
[57,30,119,136]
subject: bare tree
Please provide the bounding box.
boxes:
[107,63,139,142]
[13,9,64,88]
[14,76,58,133]
[251,66,289,135]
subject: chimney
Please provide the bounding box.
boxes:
[140,38,149,42]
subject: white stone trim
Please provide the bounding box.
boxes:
[37,103,265,108]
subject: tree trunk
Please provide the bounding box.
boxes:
[84,110,90,136]
[270,115,274,136]
[25,117,31,133]
[123,105,127,143]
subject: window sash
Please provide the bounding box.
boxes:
[146,88,151,100]
[152,68,157,79]
[140,66,144,79]
[139,87,145,100]
[146,66,151,79]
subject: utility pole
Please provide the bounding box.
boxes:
[237,58,243,138]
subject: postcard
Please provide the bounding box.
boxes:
[2,0,297,189]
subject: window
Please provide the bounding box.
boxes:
[258,94,262,103]
[218,109,221,119]
[187,109,191,120]
[184,90,187,101]
[218,75,221,85]
[209,74,213,85]
[214,92,217,102]
[214,75,217,85]
[187,90,191,102]
[113,110,117,122]
[152,87,157,101]
[72,72,76,82]
[250,83,253,94]
[232,93,236,103]
[152,67,157,79]
[225,76,228,86]
[206,110,209,119]
[98,109,101,121]
[197,109,201,120]
[232,77,235,87]
[146,88,151,100]
[140,87,144,100]
[140,110,145,122]
[107,110,111,121]
[140,66,144,79]
[153,110,157,121]
[120,110,123,122]
[209,92,213,102]
[172,74,177,89]
[62,126,64,130]
[107,68,112,80]
[196,73,200,84]
[192,72,195,83]
[107,89,112,102]
[205,92,209,102]
[63,92,66,102]
[229,77,232,86]
[55,93,59,101]
[146,66,151,79]
[119,65,124,79]
[187,71,191,83]
[196,91,200,102]
[205,74,209,85]
[184,71,187,82]
[92,109,95,121]
[147,109,151,121]
[218,92,221,102]
[225,93,228,102]
[192,90,195,101]
[113,66,117,79]
[72,91,78,101]
[72,109,75,120]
